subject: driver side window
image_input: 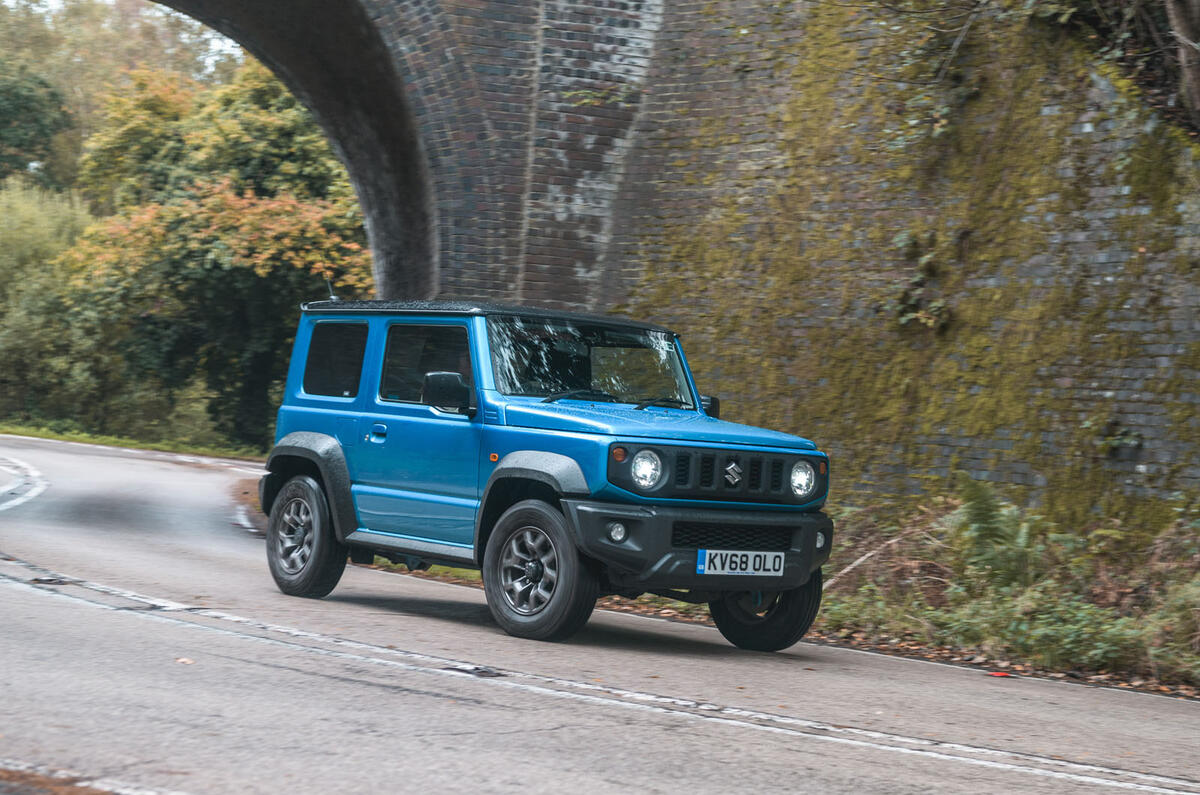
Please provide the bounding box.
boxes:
[379,324,473,403]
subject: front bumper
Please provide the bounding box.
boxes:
[561,499,833,592]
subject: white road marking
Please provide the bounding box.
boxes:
[2,558,1197,794]
[0,457,49,512]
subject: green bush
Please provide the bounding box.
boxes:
[820,477,1200,685]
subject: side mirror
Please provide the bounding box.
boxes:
[701,394,720,419]
[422,372,473,414]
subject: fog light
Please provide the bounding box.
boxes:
[815,531,826,549]
[607,522,628,543]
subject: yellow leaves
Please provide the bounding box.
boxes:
[57,178,373,297]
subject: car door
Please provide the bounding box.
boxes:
[350,319,482,547]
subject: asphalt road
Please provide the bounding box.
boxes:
[1,434,1198,795]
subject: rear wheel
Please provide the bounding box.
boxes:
[482,499,598,641]
[709,569,822,651]
[266,475,347,598]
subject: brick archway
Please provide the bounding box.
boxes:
[157,0,664,307]
[156,0,438,299]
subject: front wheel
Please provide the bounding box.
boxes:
[709,569,823,652]
[482,499,598,642]
[266,475,347,598]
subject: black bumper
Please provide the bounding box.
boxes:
[560,500,833,592]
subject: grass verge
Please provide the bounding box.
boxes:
[0,422,265,461]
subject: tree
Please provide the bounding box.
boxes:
[76,69,199,213]
[4,50,371,446]
[0,0,239,130]
[1166,0,1200,124]
[0,0,240,188]
[78,60,347,211]
[58,180,372,444]
[0,60,72,182]
[0,180,94,420]
[184,60,342,201]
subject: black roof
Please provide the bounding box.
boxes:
[301,299,675,334]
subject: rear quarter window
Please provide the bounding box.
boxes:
[303,322,368,397]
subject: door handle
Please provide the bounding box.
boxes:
[368,423,387,442]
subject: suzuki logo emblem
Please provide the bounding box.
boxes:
[724,461,742,486]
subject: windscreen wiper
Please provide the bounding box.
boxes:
[633,396,688,410]
[541,389,618,403]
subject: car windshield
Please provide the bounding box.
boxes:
[487,315,695,408]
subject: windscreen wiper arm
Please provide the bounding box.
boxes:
[633,396,688,410]
[541,389,617,403]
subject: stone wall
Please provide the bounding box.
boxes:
[606,2,1200,525]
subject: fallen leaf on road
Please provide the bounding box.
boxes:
[987,672,1013,677]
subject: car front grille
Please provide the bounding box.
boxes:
[671,449,809,502]
[671,521,795,551]
[608,443,828,505]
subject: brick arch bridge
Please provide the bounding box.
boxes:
[157,0,664,307]
[140,2,1200,504]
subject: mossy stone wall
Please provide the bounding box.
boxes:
[607,2,1200,528]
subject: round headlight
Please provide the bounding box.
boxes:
[790,460,817,498]
[630,449,663,490]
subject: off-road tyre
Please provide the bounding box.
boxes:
[482,499,598,641]
[709,568,823,651]
[266,475,347,598]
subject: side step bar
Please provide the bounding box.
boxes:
[345,529,476,568]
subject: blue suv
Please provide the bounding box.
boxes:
[260,300,833,650]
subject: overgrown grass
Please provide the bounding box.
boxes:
[819,479,1200,685]
[0,421,265,461]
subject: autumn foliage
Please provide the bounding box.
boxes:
[0,43,373,446]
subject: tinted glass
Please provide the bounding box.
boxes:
[302,323,368,397]
[488,316,693,407]
[380,325,473,403]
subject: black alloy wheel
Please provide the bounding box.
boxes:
[708,568,823,651]
[266,475,347,598]
[482,499,598,641]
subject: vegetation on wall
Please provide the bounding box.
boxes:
[632,0,1196,525]
[885,1,1200,130]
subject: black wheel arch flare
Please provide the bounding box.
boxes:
[472,451,590,566]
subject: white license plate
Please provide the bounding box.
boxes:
[696,549,785,576]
